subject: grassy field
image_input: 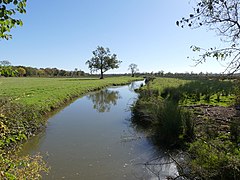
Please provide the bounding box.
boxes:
[0,77,142,112]
[141,77,236,106]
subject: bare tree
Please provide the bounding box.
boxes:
[177,0,240,74]
[128,63,139,77]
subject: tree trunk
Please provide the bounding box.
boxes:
[100,68,104,79]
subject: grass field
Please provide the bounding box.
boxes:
[0,77,142,112]
[141,77,236,106]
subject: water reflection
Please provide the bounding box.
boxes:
[19,80,179,179]
[128,81,144,92]
[87,89,121,112]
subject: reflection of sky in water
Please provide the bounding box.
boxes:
[20,81,178,180]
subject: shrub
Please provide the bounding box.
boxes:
[0,150,48,179]
[188,138,240,179]
[0,98,49,179]
[230,117,240,144]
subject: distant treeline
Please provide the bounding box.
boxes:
[0,61,88,77]
[19,66,87,77]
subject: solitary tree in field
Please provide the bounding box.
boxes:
[0,0,27,40]
[128,63,139,77]
[177,0,240,74]
[86,46,121,79]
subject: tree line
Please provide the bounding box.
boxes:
[0,61,87,77]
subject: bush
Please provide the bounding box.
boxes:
[230,117,240,144]
[0,98,45,149]
[0,98,49,179]
[0,150,48,179]
[188,138,240,179]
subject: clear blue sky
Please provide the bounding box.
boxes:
[0,0,226,74]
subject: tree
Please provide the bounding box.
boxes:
[177,0,240,74]
[0,60,11,66]
[0,60,17,77]
[37,69,45,77]
[0,0,27,40]
[86,46,121,79]
[128,63,139,77]
[17,67,26,77]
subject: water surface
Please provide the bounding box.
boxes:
[21,81,178,179]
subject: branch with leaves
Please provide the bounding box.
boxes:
[177,0,240,74]
[0,0,27,40]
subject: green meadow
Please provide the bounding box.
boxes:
[0,77,142,112]
[141,77,236,106]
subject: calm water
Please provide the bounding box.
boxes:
[20,81,178,180]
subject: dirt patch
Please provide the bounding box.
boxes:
[185,105,239,137]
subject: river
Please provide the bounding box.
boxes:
[20,81,178,180]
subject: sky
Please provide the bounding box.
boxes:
[0,0,228,74]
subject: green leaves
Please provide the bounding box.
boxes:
[86,46,121,79]
[0,0,27,40]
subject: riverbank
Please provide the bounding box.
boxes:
[132,77,240,179]
[0,76,142,179]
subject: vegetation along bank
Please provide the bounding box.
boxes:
[0,76,142,179]
[132,77,240,179]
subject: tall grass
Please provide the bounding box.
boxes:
[132,94,194,148]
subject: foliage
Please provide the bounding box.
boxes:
[0,151,48,180]
[16,67,26,77]
[0,60,18,77]
[133,77,240,179]
[15,66,86,77]
[177,0,240,74]
[0,0,27,40]
[132,83,195,147]
[128,63,139,77]
[188,138,240,179]
[230,116,240,144]
[141,77,235,106]
[0,98,48,179]
[0,98,44,150]
[86,46,121,79]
